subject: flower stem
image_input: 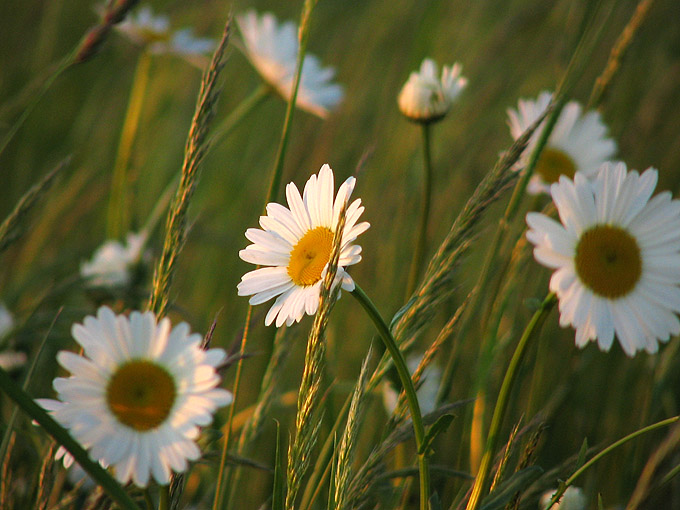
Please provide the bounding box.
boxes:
[465,292,557,510]
[107,51,152,239]
[210,83,270,148]
[406,123,433,297]
[351,284,430,510]
[159,486,170,510]
[547,416,679,509]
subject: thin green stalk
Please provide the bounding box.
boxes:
[107,51,152,239]
[546,416,679,510]
[465,293,557,510]
[213,305,253,510]
[0,54,71,158]
[264,0,316,206]
[0,365,140,510]
[211,84,270,148]
[159,486,170,510]
[217,3,317,507]
[406,123,433,297]
[351,284,430,510]
[436,99,562,406]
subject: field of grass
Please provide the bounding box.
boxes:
[1,0,680,509]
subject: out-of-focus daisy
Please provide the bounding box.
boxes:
[38,306,232,487]
[508,91,616,194]
[0,304,25,371]
[238,164,369,327]
[540,487,587,510]
[398,58,467,123]
[236,10,344,118]
[526,162,680,356]
[116,5,215,66]
[382,354,441,416]
[80,231,147,289]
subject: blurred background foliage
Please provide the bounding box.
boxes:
[1,0,680,508]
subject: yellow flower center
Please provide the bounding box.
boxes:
[287,227,335,286]
[106,360,176,431]
[575,225,642,298]
[535,148,577,184]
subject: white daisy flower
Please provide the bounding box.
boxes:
[80,231,147,288]
[508,91,617,194]
[116,5,215,65]
[398,58,467,123]
[37,306,232,487]
[539,487,587,510]
[526,162,680,356]
[236,10,344,118]
[238,164,369,327]
[382,354,441,416]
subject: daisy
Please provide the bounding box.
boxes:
[526,162,680,356]
[382,354,441,416]
[80,231,147,288]
[507,91,617,194]
[236,10,344,118]
[116,5,215,65]
[37,306,232,487]
[398,58,467,123]
[540,487,586,510]
[238,164,369,327]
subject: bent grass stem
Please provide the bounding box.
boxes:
[351,284,430,510]
[465,292,556,510]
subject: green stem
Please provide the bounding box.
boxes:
[406,123,433,297]
[465,293,556,510]
[0,365,140,510]
[107,51,152,239]
[211,84,270,148]
[351,284,430,510]
[547,416,679,509]
[263,2,314,207]
[436,99,565,406]
[0,54,72,159]
[159,486,170,510]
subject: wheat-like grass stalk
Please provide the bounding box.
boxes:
[284,194,348,510]
[147,20,230,317]
[332,347,373,510]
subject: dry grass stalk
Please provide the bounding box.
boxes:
[0,157,68,254]
[490,419,522,493]
[589,0,656,107]
[284,197,349,510]
[332,347,373,510]
[148,20,230,316]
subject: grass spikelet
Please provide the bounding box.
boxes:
[332,346,373,510]
[0,157,68,254]
[390,104,552,349]
[148,20,230,316]
[589,0,655,108]
[285,195,349,510]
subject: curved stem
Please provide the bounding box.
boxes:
[548,416,679,509]
[465,292,557,510]
[406,123,433,297]
[351,284,430,510]
[210,84,270,148]
[107,52,152,239]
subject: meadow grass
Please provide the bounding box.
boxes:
[1,0,680,509]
